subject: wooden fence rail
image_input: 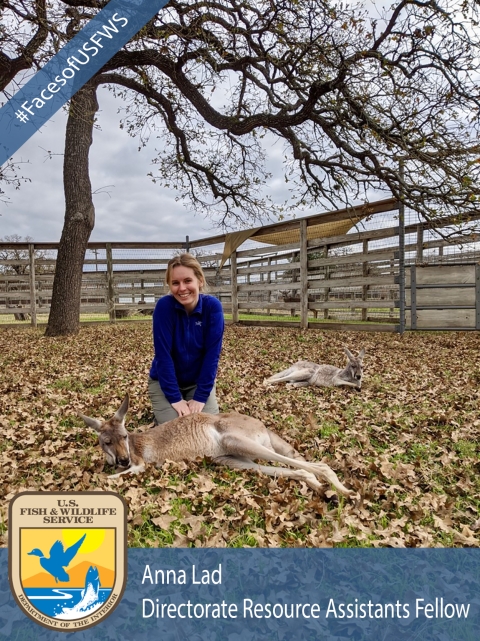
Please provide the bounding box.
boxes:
[1,198,480,331]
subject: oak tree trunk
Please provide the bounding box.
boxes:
[45,82,98,337]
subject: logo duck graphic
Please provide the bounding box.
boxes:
[27,533,86,583]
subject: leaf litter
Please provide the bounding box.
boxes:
[0,324,478,548]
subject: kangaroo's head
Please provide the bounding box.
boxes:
[343,348,365,387]
[81,394,131,468]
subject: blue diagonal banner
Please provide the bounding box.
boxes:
[0,0,170,167]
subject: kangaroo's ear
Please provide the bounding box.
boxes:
[344,347,354,361]
[114,393,129,422]
[358,348,365,361]
[80,414,103,433]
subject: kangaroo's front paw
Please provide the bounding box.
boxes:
[108,464,145,478]
[108,470,126,479]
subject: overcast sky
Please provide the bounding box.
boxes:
[0,0,399,246]
[2,1,467,247]
[0,84,317,245]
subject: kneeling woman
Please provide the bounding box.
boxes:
[148,253,224,424]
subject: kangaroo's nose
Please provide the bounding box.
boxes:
[117,457,130,467]
[356,375,361,379]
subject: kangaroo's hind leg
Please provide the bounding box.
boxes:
[266,429,305,460]
[264,366,313,386]
[263,365,298,385]
[219,432,352,496]
[214,455,322,492]
[286,380,311,388]
[265,430,351,494]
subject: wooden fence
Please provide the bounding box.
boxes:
[406,264,480,330]
[1,197,480,331]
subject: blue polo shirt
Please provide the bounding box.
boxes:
[149,293,224,404]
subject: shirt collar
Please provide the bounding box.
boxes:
[174,293,203,315]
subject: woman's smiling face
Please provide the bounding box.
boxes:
[168,265,203,313]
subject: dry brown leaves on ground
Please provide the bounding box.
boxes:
[0,324,479,548]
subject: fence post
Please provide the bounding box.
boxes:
[323,245,330,319]
[106,243,115,323]
[410,265,416,330]
[476,264,480,331]
[230,250,238,323]
[398,159,406,334]
[246,260,251,313]
[290,251,298,317]
[361,239,369,322]
[416,224,424,263]
[300,219,308,329]
[28,244,37,328]
[267,256,272,315]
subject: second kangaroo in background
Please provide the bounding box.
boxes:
[264,347,365,391]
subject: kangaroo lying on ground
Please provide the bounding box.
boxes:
[81,394,352,496]
[263,348,365,390]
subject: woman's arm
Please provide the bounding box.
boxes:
[152,298,183,404]
[192,297,225,403]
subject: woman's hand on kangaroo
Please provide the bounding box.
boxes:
[171,400,191,417]
[187,399,205,414]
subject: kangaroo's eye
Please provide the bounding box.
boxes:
[103,438,111,445]
[123,435,128,440]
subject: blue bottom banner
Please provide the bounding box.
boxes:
[0,548,478,639]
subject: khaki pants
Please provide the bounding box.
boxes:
[148,377,219,424]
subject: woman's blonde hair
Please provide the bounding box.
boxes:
[165,253,206,291]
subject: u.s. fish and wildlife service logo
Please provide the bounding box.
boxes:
[9,492,127,632]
